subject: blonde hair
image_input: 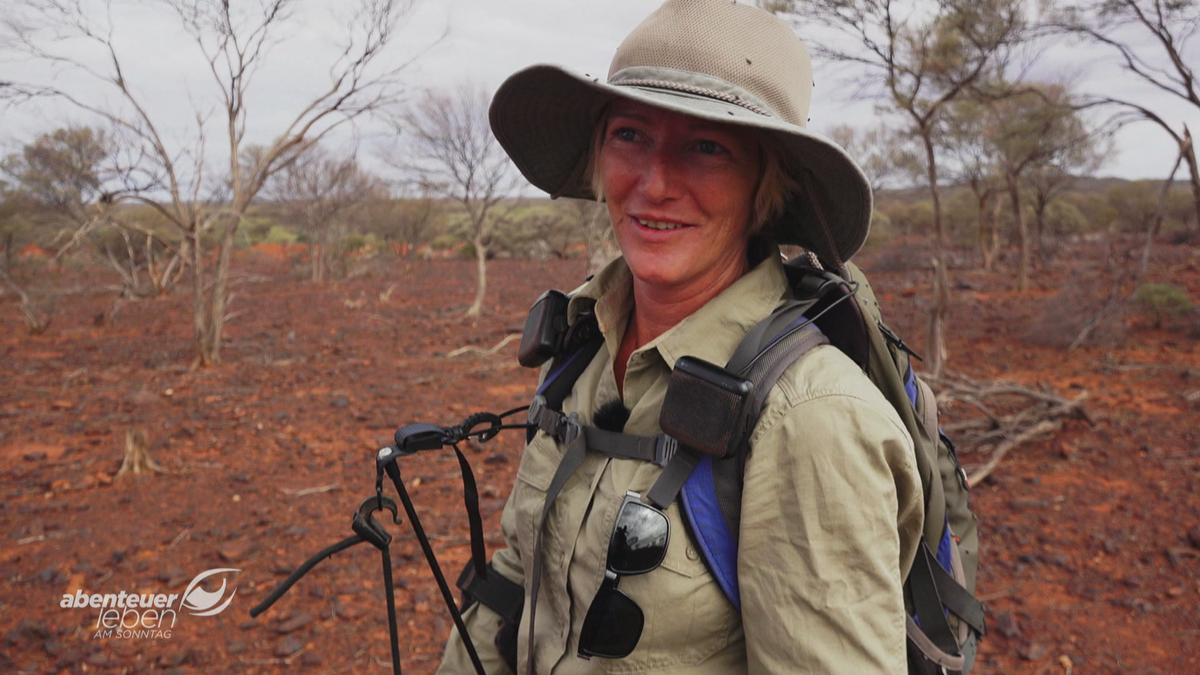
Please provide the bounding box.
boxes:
[584,109,798,236]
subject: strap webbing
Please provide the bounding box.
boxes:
[908,542,960,655]
[645,447,702,509]
[927,548,987,635]
[457,562,523,626]
[584,426,677,466]
[526,423,588,675]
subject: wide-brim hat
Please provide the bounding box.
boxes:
[489,0,873,264]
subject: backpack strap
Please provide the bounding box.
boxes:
[663,320,830,609]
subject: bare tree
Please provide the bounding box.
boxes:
[826,121,912,191]
[2,0,430,366]
[944,99,1006,269]
[1026,121,1110,251]
[981,84,1098,289]
[390,85,520,316]
[1053,0,1200,226]
[264,144,380,282]
[765,0,1025,375]
[1141,141,1189,271]
[373,183,439,256]
[2,126,189,297]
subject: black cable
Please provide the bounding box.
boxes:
[249,535,364,618]
[738,280,860,375]
[497,405,530,420]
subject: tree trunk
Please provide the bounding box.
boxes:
[467,233,487,317]
[1033,200,1047,253]
[984,199,1003,271]
[206,219,238,364]
[922,131,949,377]
[190,228,209,369]
[1007,171,1031,291]
[1182,127,1200,234]
[1143,148,1186,273]
[310,243,324,283]
[976,191,997,271]
[116,429,165,478]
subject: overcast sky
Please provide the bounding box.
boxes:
[2,0,1196,187]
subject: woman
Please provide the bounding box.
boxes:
[439,1,923,673]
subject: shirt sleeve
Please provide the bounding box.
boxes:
[737,348,923,674]
[435,482,526,675]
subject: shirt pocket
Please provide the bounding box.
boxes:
[598,506,739,673]
[511,431,562,577]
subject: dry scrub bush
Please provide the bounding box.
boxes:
[1024,283,1130,348]
[1133,283,1195,329]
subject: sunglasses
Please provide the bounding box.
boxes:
[578,491,670,659]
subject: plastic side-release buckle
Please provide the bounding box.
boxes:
[528,394,578,444]
[654,435,679,467]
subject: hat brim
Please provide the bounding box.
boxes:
[489,64,872,263]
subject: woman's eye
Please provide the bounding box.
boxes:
[613,128,638,142]
[696,140,725,155]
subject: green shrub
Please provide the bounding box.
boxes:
[1133,283,1194,328]
[264,225,299,244]
[340,232,370,252]
[430,233,461,251]
[863,209,893,249]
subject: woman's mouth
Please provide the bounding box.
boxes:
[635,218,686,231]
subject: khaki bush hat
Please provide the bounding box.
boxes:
[489,0,873,264]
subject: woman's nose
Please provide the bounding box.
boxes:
[637,149,680,202]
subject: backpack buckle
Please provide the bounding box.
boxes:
[654,435,679,467]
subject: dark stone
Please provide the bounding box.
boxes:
[182,647,210,666]
[1019,643,1048,661]
[226,640,246,655]
[1188,525,1200,550]
[993,611,1021,639]
[274,636,305,658]
[156,651,186,668]
[275,612,315,634]
[330,395,350,408]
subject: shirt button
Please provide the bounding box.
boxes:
[686,546,699,561]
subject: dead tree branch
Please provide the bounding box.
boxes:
[926,373,1092,483]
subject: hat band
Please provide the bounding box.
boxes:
[608,66,775,119]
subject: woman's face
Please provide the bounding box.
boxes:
[598,99,762,295]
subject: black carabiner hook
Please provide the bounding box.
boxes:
[352,495,401,551]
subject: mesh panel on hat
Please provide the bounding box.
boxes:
[609,0,812,126]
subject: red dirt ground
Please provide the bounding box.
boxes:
[1,242,1197,675]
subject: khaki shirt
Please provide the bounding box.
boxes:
[438,254,923,674]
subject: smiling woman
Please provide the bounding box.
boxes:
[436,1,925,674]
[599,99,763,341]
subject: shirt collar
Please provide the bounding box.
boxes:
[569,250,789,370]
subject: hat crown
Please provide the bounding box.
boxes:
[608,0,812,127]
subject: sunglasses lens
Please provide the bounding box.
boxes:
[607,500,669,575]
[579,581,645,659]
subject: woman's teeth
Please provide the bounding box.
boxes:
[637,219,684,231]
